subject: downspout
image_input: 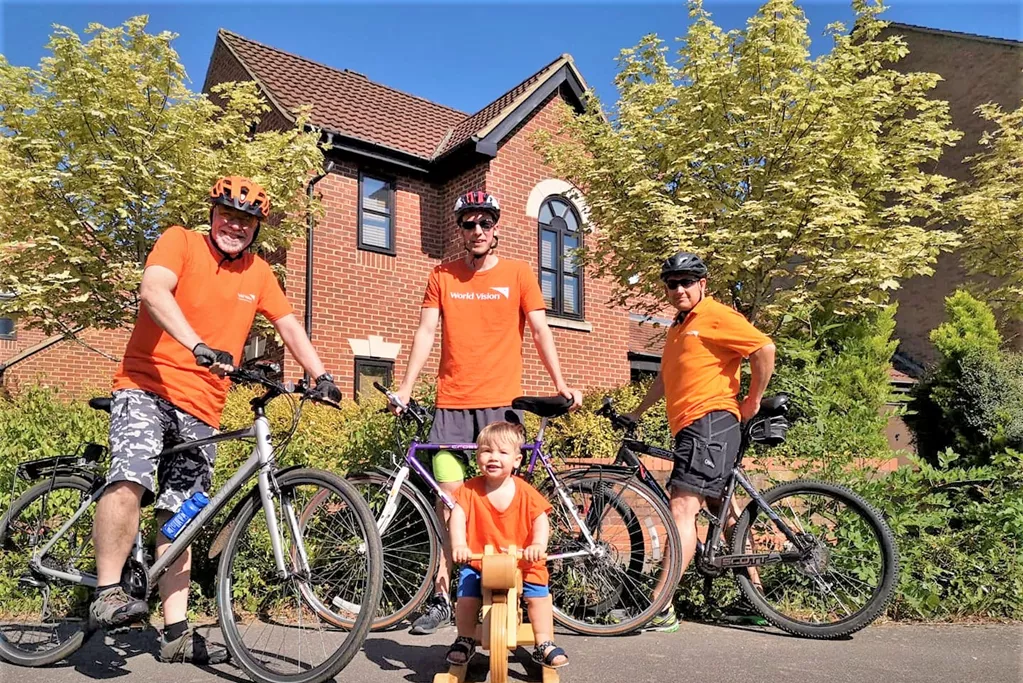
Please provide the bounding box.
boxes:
[303,161,334,380]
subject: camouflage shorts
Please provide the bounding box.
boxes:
[107,388,218,512]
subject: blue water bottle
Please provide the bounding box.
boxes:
[161,492,209,540]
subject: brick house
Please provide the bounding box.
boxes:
[2,23,1019,418]
[1,29,633,400]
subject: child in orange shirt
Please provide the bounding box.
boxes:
[446,421,569,670]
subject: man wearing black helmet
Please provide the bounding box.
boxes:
[628,252,776,631]
[393,189,583,635]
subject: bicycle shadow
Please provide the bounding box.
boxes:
[363,636,541,683]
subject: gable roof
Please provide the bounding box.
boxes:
[885,22,1022,48]
[206,30,589,165]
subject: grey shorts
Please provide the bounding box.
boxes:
[427,407,523,483]
[668,410,741,499]
[106,388,218,512]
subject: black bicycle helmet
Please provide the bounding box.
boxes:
[660,252,708,280]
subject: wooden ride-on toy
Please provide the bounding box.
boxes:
[434,545,559,683]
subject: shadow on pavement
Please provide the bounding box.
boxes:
[363,637,544,683]
[59,625,246,682]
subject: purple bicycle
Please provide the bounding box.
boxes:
[330,382,684,636]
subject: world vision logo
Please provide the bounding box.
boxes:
[238,293,256,303]
[449,286,510,302]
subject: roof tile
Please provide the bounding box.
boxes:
[213,30,570,160]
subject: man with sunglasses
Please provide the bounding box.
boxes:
[393,189,582,635]
[89,176,341,665]
[627,252,776,631]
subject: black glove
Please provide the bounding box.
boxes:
[312,373,342,404]
[192,343,235,368]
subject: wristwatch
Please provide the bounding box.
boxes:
[315,372,334,384]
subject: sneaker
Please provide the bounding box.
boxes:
[410,594,452,635]
[159,627,230,665]
[89,586,148,630]
[645,605,680,633]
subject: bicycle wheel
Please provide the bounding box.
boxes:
[543,470,682,636]
[216,468,383,683]
[332,471,440,630]
[731,479,899,639]
[0,476,97,666]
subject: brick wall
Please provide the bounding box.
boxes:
[1,326,128,397]
[881,26,1023,367]
[484,91,631,393]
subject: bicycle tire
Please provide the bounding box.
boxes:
[543,470,682,636]
[0,475,96,666]
[216,468,383,683]
[317,471,440,631]
[731,479,899,639]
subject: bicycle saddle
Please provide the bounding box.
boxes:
[511,395,573,418]
[757,394,789,417]
[88,396,112,413]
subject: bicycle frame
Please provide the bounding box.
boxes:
[614,426,812,570]
[29,411,310,591]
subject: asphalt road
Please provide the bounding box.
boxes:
[0,621,1020,683]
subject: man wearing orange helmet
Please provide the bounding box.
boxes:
[89,177,340,665]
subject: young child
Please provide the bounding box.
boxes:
[446,421,569,670]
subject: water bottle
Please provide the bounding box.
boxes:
[161,492,209,540]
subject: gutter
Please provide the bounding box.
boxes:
[303,161,335,380]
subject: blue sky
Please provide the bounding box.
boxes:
[2,1,1020,115]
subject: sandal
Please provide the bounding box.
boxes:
[446,636,477,665]
[532,640,569,669]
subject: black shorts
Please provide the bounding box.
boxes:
[668,410,741,499]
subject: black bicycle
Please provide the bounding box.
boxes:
[0,364,383,683]
[596,394,900,639]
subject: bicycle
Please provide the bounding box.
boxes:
[332,382,684,636]
[0,364,384,683]
[595,394,900,639]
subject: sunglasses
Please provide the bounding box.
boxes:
[459,219,496,231]
[664,277,701,290]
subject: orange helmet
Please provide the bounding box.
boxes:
[209,176,270,220]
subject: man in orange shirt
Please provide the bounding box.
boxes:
[392,190,582,634]
[628,252,776,631]
[89,177,340,665]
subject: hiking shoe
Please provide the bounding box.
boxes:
[645,605,680,632]
[410,594,452,635]
[89,586,148,629]
[159,627,230,665]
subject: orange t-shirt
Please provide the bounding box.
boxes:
[423,259,546,409]
[113,226,293,427]
[453,476,553,585]
[662,296,772,435]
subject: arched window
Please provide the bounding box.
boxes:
[538,196,583,318]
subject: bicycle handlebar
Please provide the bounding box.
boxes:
[373,381,430,425]
[226,364,341,410]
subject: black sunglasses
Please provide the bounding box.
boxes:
[664,277,701,290]
[459,219,496,231]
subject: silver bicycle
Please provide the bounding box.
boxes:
[0,365,383,683]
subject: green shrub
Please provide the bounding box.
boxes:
[853,449,1023,620]
[906,291,1023,468]
[0,385,109,510]
[754,306,899,482]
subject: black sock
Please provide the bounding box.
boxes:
[96,583,120,595]
[164,620,188,641]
